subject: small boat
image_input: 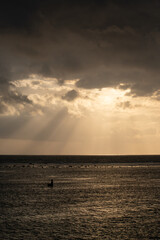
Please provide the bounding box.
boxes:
[48,179,53,187]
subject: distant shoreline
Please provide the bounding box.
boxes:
[0,155,160,164]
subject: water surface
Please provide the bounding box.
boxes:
[0,157,160,239]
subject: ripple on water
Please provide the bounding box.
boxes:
[0,163,160,239]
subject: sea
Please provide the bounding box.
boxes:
[0,155,160,240]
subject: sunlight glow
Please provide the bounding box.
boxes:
[1,74,160,154]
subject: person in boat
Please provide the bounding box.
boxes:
[48,179,53,187]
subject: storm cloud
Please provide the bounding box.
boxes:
[1,0,160,104]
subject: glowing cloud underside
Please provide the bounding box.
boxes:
[0,74,160,154]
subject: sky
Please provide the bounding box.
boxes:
[0,0,160,155]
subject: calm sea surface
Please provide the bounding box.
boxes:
[0,156,160,240]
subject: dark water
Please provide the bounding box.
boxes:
[0,156,160,240]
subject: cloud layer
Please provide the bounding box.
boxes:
[0,0,160,115]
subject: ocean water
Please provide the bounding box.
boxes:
[0,156,160,240]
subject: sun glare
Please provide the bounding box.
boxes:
[97,88,126,104]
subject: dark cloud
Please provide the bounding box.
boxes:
[117,101,132,109]
[0,101,7,114]
[62,90,79,101]
[3,91,32,105]
[0,0,160,103]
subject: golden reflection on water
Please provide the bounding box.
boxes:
[0,162,160,239]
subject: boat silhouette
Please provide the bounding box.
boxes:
[48,179,53,187]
